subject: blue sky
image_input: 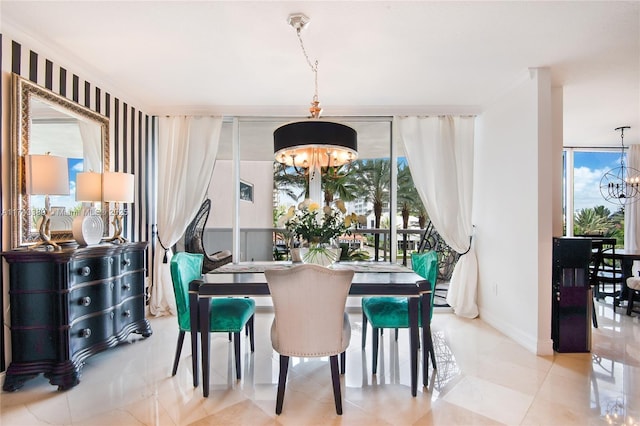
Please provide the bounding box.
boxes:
[573,151,624,213]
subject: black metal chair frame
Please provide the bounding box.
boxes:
[184,198,232,273]
[416,221,460,307]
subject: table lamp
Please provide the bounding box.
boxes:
[102,171,134,243]
[25,153,70,250]
[72,171,104,245]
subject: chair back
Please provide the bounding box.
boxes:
[170,252,204,331]
[417,221,460,281]
[265,264,354,357]
[411,250,438,288]
[184,199,210,255]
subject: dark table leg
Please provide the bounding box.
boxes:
[408,297,419,397]
[421,294,436,387]
[188,291,199,388]
[620,257,633,301]
[199,297,211,397]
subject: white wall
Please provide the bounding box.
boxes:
[474,68,555,355]
[208,160,274,228]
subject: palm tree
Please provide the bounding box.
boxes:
[351,159,391,261]
[273,163,306,201]
[321,165,359,206]
[397,164,419,264]
[574,207,609,236]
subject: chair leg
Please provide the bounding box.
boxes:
[592,297,599,328]
[171,331,185,376]
[361,312,368,349]
[233,332,241,380]
[330,355,343,415]
[340,351,346,375]
[372,327,379,374]
[627,291,637,316]
[248,315,255,352]
[275,355,289,415]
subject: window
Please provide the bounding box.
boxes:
[565,148,625,245]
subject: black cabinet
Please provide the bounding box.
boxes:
[552,237,592,352]
[2,242,152,391]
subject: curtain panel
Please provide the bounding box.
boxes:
[625,144,640,255]
[149,116,223,316]
[395,116,478,318]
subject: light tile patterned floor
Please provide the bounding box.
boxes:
[1,300,638,425]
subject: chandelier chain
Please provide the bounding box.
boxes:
[295,28,319,102]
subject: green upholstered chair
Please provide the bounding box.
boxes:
[170,252,255,383]
[361,250,438,376]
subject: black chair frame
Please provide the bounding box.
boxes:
[184,198,232,273]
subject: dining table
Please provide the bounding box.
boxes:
[188,261,434,398]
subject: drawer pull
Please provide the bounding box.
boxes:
[122,283,131,291]
[79,328,92,338]
[109,257,114,265]
[110,312,115,319]
[79,266,91,277]
[123,310,131,318]
[79,296,92,306]
[123,258,131,267]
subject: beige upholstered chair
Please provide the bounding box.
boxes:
[265,264,354,415]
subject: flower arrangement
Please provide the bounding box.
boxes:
[280,198,357,246]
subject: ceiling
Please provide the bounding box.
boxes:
[2,1,639,147]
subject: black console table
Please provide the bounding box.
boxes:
[2,242,152,391]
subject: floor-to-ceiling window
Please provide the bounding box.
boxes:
[209,117,413,262]
[564,148,626,245]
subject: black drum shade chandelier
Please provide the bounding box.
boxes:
[600,126,640,205]
[273,13,357,173]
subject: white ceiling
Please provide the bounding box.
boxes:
[2,1,639,147]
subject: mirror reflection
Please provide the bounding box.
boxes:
[11,74,110,248]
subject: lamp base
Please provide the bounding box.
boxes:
[29,214,61,251]
[105,210,128,244]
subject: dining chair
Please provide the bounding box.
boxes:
[264,264,354,415]
[361,250,438,379]
[184,198,232,273]
[169,252,255,384]
[590,238,624,312]
[626,276,640,316]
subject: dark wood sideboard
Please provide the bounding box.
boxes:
[1,242,152,391]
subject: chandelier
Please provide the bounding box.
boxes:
[273,14,358,176]
[600,126,640,205]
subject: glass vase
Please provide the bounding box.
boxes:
[299,244,340,267]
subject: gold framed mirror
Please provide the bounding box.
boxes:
[10,73,110,248]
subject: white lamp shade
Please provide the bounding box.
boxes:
[25,154,70,195]
[102,172,134,203]
[76,172,103,202]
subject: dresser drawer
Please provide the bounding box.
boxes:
[115,271,145,304]
[69,311,114,354]
[114,295,145,333]
[68,281,114,322]
[69,256,116,285]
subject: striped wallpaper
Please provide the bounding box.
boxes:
[1,37,159,373]
[4,39,157,245]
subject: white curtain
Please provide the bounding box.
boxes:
[78,121,101,172]
[149,116,223,316]
[625,144,640,274]
[396,116,478,318]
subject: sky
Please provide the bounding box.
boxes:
[573,151,626,213]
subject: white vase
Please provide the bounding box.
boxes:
[299,246,341,267]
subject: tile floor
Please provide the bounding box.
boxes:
[1,300,639,425]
